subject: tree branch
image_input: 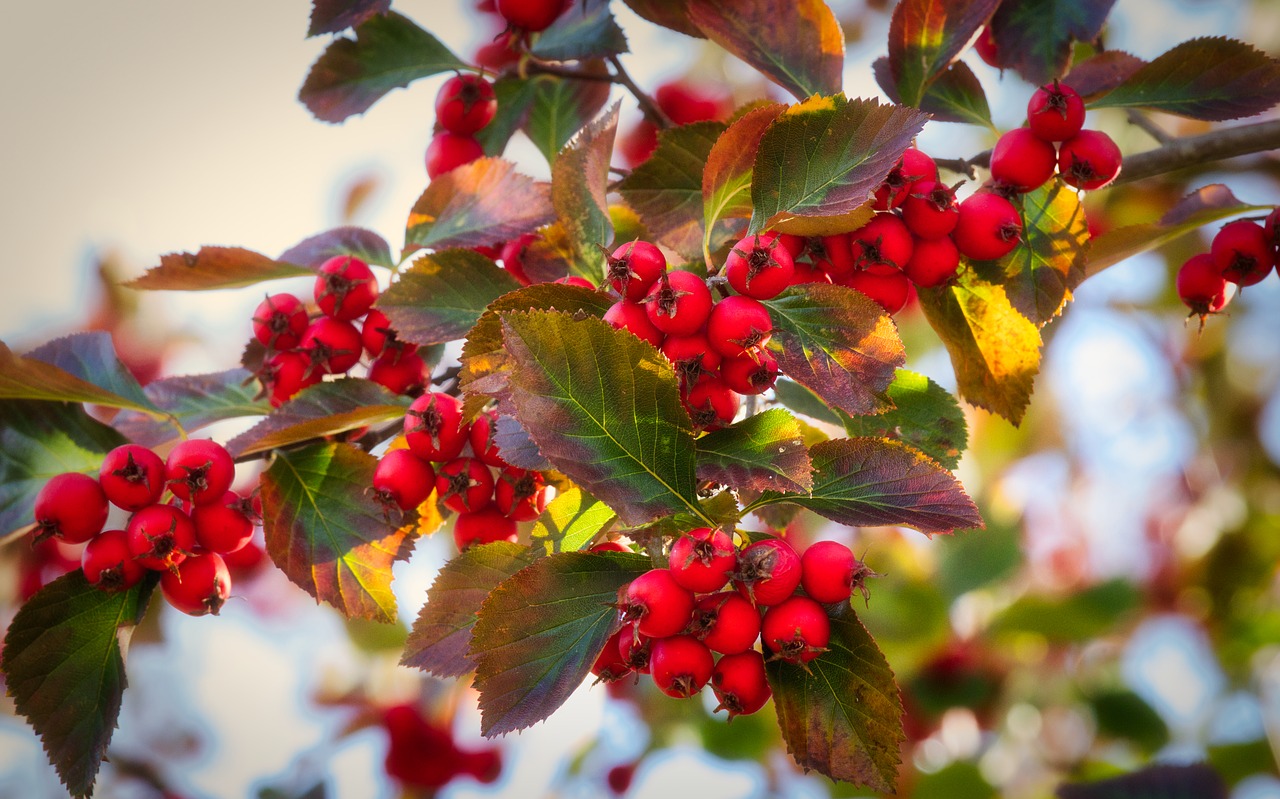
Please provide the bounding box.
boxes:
[1113,118,1280,186]
[608,55,672,129]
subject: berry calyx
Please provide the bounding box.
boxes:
[661,333,721,385]
[643,270,713,336]
[619,568,695,639]
[1057,130,1123,191]
[649,635,713,699]
[160,551,231,616]
[1211,219,1275,287]
[252,293,308,350]
[668,527,737,593]
[435,457,495,513]
[126,503,198,572]
[494,467,548,521]
[711,650,772,719]
[761,596,831,664]
[165,439,235,506]
[724,232,795,300]
[1027,82,1086,143]
[902,181,963,240]
[435,74,497,135]
[706,295,772,358]
[361,309,415,360]
[952,192,1023,261]
[301,317,364,374]
[404,392,469,463]
[850,213,915,273]
[315,255,378,321]
[99,444,165,512]
[32,472,109,544]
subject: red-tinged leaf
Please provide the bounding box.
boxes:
[703,103,786,237]
[125,246,313,291]
[471,551,650,736]
[916,270,1042,425]
[756,437,982,535]
[619,121,726,259]
[765,606,903,792]
[112,369,270,448]
[299,12,465,123]
[886,0,1001,107]
[530,487,617,555]
[991,181,1090,326]
[226,379,409,459]
[552,102,619,283]
[307,0,390,36]
[530,0,628,62]
[1063,51,1147,100]
[748,96,928,234]
[401,542,534,678]
[492,413,553,472]
[1,571,155,799]
[0,333,160,416]
[686,0,843,102]
[1056,763,1226,799]
[695,408,812,493]
[989,0,1116,86]
[621,0,705,38]
[522,70,613,165]
[1088,37,1280,121]
[1087,184,1270,277]
[499,310,707,526]
[260,442,416,622]
[763,283,906,417]
[840,370,968,471]
[405,158,555,252]
[278,226,393,269]
[379,249,523,346]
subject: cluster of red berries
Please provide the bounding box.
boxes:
[989,82,1122,193]
[380,703,502,790]
[31,439,251,616]
[372,392,551,548]
[425,73,497,180]
[253,255,426,405]
[1177,208,1280,324]
[469,0,569,72]
[591,534,873,719]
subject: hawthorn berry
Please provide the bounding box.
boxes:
[606,240,667,301]
[592,627,633,684]
[496,0,566,32]
[500,233,538,285]
[1177,253,1232,326]
[973,25,1002,69]
[301,316,364,374]
[800,540,860,604]
[81,528,146,592]
[264,350,322,407]
[603,300,664,348]
[555,275,596,289]
[690,591,760,655]
[761,596,831,663]
[1264,207,1279,253]
[372,449,436,511]
[369,351,428,395]
[590,541,632,553]
[494,467,548,521]
[1057,130,1123,191]
[644,270,713,336]
[425,131,483,179]
[851,213,915,273]
[989,129,1057,192]
[404,392,469,463]
[706,295,772,358]
[315,255,378,321]
[903,235,961,288]
[681,375,740,430]
[252,293,308,350]
[99,444,166,511]
[668,527,737,593]
[661,333,721,385]
[842,269,913,314]
[1027,82,1086,143]
[619,568,695,639]
[435,457,495,513]
[952,192,1023,261]
[616,623,652,674]
[32,472,109,544]
[127,503,198,571]
[809,234,855,277]
[872,148,938,211]
[361,309,415,360]
[902,181,963,240]
[724,232,795,300]
[452,506,518,549]
[711,650,772,718]
[161,551,231,616]
[192,490,256,554]
[1211,219,1275,286]
[720,349,779,396]
[435,74,497,135]
[468,410,507,467]
[650,635,714,698]
[165,439,235,506]
[734,538,802,607]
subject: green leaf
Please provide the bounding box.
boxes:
[703,103,787,236]
[307,0,389,36]
[530,487,618,555]
[618,121,725,259]
[0,400,124,538]
[773,378,843,426]
[763,283,906,417]
[916,269,1043,425]
[471,551,649,736]
[476,77,537,157]
[0,333,161,416]
[766,606,903,792]
[1088,37,1280,120]
[111,369,270,448]
[299,11,465,123]
[124,246,314,291]
[989,0,1115,86]
[530,0,628,61]
[227,379,409,458]
[401,541,533,678]
[934,520,1021,599]
[1,571,155,798]
[695,408,812,493]
[620,0,706,38]
[886,0,1001,106]
[748,95,928,234]
[756,437,982,535]
[989,579,1142,642]
[523,72,612,165]
[993,181,1090,326]
[1088,689,1170,753]
[499,310,708,526]
[685,0,844,101]
[843,369,968,470]
[405,158,556,252]
[260,442,416,622]
[917,61,994,127]
[379,249,524,346]
[278,227,394,270]
[552,102,620,283]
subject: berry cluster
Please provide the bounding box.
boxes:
[380,703,502,790]
[989,82,1122,193]
[31,439,251,616]
[1177,207,1280,324]
[373,392,551,549]
[425,73,497,180]
[592,535,873,719]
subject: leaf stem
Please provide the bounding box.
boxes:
[607,55,672,129]
[1124,109,1173,144]
[1112,118,1280,186]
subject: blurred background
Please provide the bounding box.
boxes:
[2,0,1280,797]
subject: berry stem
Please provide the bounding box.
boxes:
[607,55,673,129]
[1124,109,1173,144]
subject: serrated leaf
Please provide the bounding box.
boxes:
[530,486,617,555]
[748,96,928,233]
[917,61,993,127]
[379,249,523,346]
[989,0,1116,86]
[1063,51,1147,100]
[621,0,705,38]
[695,408,811,493]
[842,369,968,470]
[0,400,124,537]
[530,0,628,61]
[471,551,649,736]
[299,11,465,123]
[619,121,725,259]
[916,270,1042,425]
[703,103,787,237]
[401,542,533,678]
[886,0,1001,107]
[278,227,393,269]
[307,0,389,36]
[125,246,314,291]
[499,310,707,527]
[756,437,982,535]
[523,71,612,165]
[227,379,409,458]
[1088,37,1280,120]
[552,102,619,283]
[1,571,154,798]
[686,0,844,102]
[0,334,160,416]
[766,606,903,792]
[492,413,553,472]
[767,205,877,238]
[774,378,843,426]
[405,158,556,252]
[111,369,270,448]
[1056,764,1226,799]
[260,442,415,622]
[763,284,906,417]
[993,181,1090,326]
[477,77,537,157]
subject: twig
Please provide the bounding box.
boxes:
[519,60,616,83]
[608,54,673,129]
[1112,118,1280,186]
[1125,109,1173,144]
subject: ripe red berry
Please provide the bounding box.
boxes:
[668,527,737,593]
[619,568,696,639]
[369,351,428,395]
[555,275,596,289]
[607,240,667,301]
[851,214,914,273]
[650,635,714,698]
[706,295,772,358]
[33,472,109,544]
[425,131,484,179]
[99,444,166,511]
[809,234,856,277]
[973,25,1002,69]
[499,233,538,286]
[496,0,566,31]
[761,596,831,663]
[603,300,665,348]
[872,148,938,211]
[720,349,779,395]
[661,333,721,385]
[81,528,146,592]
[689,591,760,654]
[711,650,772,718]
[734,538,802,607]
[903,235,961,288]
[301,317,364,374]
[952,192,1023,261]
[1264,207,1279,253]
[435,74,497,135]
[404,392,469,463]
[1057,130,1122,191]
[989,129,1057,192]
[435,457,495,513]
[161,551,231,616]
[841,269,913,314]
[252,293,308,350]
[165,440,235,506]
[1177,253,1232,325]
[1027,82,1086,143]
[452,506,518,549]
[373,449,437,511]
[361,309,415,360]
[468,410,507,467]
[193,490,256,554]
[127,503,198,571]
[315,255,378,321]
[902,182,962,240]
[494,467,549,521]
[1211,219,1275,286]
[590,541,631,553]
[655,81,731,126]
[725,233,795,300]
[800,540,859,604]
[681,375,740,430]
[616,623,652,674]
[644,270,713,336]
[591,627,633,684]
[264,350,322,407]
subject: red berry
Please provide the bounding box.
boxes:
[1057,130,1122,191]
[644,270,713,336]
[852,214,915,273]
[841,269,913,315]
[1177,253,1232,325]
[603,300,664,348]
[161,551,231,616]
[1211,219,1275,287]
[81,528,146,592]
[650,635,713,698]
[800,540,859,604]
[681,375,740,430]
[252,293,308,350]
[904,235,961,288]
[373,449,436,511]
[689,591,760,654]
[903,182,963,240]
[165,439,235,506]
[99,444,165,511]
[404,392,469,463]
[590,541,631,553]
[193,490,256,554]
[725,233,794,300]
[655,81,731,126]
[425,131,484,179]
[761,596,831,663]
[734,538,802,607]
[127,503,197,571]
[952,192,1023,261]
[301,317,364,374]
[453,506,518,549]
[435,457,495,513]
[33,472,108,544]
[1264,207,1280,253]
[361,309,416,360]
[617,623,652,674]
[315,255,378,321]
[668,527,737,593]
[468,410,508,467]
[872,148,938,211]
[706,295,772,358]
[494,467,549,521]
[973,25,1002,69]
[436,74,497,135]
[500,233,538,285]
[264,350,322,407]
[555,275,596,289]
[619,568,695,639]
[591,627,633,684]
[369,351,428,395]
[711,650,772,718]
[1027,82,1086,143]
[720,349,779,396]
[809,233,855,277]
[496,0,566,31]
[607,240,667,301]
[661,333,721,385]
[989,129,1057,192]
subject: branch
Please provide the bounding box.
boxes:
[608,55,673,129]
[1113,118,1280,186]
